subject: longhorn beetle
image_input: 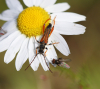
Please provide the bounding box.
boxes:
[52,58,71,69]
[25,16,59,73]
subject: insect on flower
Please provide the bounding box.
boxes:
[52,58,71,69]
[0,27,6,36]
[25,16,59,73]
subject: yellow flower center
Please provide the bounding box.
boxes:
[17,6,50,37]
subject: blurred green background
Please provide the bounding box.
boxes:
[0,0,100,89]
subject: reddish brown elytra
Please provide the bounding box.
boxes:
[25,16,59,73]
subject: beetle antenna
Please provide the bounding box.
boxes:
[25,53,39,71]
[42,54,53,73]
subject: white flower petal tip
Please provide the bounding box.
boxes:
[30,56,40,71]
[45,3,70,13]
[82,15,86,21]
[2,20,17,32]
[16,66,21,71]
[38,55,49,71]
[6,0,23,12]
[54,21,86,35]
[4,61,9,64]
[50,32,70,56]
[0,14,10,21]
[51,12,86,22]
[0,10,19,21]
[73,24,86,35]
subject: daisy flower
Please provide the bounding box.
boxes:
[0,0,86,71]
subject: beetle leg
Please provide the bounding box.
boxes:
[34,36,40,43]
[25,53,38,71]
[42,54,53,73]
[36,47,39,54]
[44,47,48,56]
[36,49,37,54]
[47,42,59,45]
[49,16,56,36]
[52,42,59,45]
[53,16,56,26]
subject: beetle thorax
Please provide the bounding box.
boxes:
[38,43,45,54]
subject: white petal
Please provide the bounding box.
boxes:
[46,41,57,62]
[28,37,35,62]
[35,0,43,6]
[2,20,17,32]
[50,32,70,56]
[16,37,29,71]
[23,0,35,7]
[4,34,26,64]
[36,35,43,42]
[40,0,56,8]
[46,39,57,67]
[0,14,11,21]
[51,12,86,22]
[34,35,42,48]
[30,37,40,71]
[38,54,49,71]
[28,37,37,71]
[0,30,15,41]
[45,3,70,13]
[0,31,20,52]
[0,9,19,21]
[54,21,86,35]
[6,0,23,12]
[30,55,40,71]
